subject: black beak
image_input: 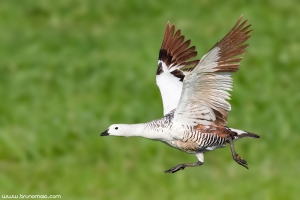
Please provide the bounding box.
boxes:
[100,129,109,136]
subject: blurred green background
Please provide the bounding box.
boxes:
[0,0,299,199]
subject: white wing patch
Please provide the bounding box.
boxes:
[156,61,184,115]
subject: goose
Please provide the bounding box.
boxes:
[100,15,259,173]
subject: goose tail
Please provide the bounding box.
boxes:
[229,128,260,140]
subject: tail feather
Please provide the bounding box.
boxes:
[229,128,260,139]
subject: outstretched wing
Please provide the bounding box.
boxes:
[173,15,252,126]
[156,22,199,116]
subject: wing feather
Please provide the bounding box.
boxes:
[173,15,252,126]
[156,22,199,115]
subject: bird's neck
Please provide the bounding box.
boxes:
[119,122,173,141]
[120,123,146,137]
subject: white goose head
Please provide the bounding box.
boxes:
[101,124,146,137]
[101,124,127,137]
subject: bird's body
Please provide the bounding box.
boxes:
[101,15,259,173]
[148,119,228,155]
[131,110,227,154]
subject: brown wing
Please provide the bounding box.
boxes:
[157,21,200,77]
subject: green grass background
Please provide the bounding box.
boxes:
[0,0,299,199]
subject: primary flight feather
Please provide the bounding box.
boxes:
[101,15,259,173]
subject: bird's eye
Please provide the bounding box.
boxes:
[115,127,118,130]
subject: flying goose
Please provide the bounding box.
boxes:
[101,15,259,173]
